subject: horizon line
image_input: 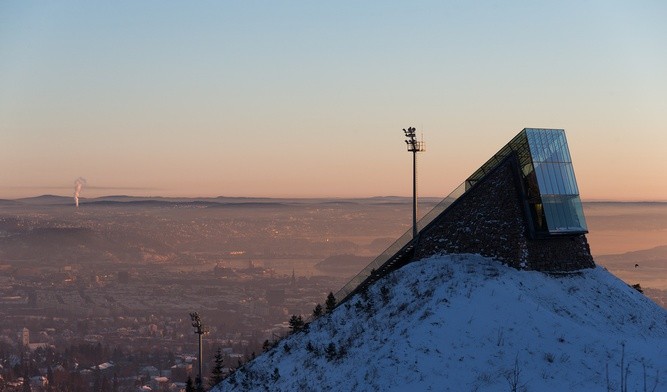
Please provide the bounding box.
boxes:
[3,194,666,204]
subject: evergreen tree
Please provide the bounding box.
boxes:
[92,365,101,391]
[185,376,195,392]
[210,347,225,388]
[100,375,110,392]
[46,366,54,386]
[195,375,205,392]
[325,342,337,361]
[288,315,304,333]
[112,373,119,392]
[262,339,271,351]
[312,303,323,318]
[325,292,336,313]
[21,372,32,392]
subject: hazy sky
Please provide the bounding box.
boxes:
[1,1,665,200]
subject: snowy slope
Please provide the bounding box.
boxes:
[213,254,667,391]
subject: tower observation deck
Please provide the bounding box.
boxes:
[335,128,594,305]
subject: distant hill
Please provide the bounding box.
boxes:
[213,254,667,391]
[598,245,667,266]
[596,245,667,290]
[16,195,72,205]
[82,199,219,208]
[5,194,446,207]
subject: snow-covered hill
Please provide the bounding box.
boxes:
[213,254,667,391]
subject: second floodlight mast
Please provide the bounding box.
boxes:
[404,127,425,240]
[190,312,207,390]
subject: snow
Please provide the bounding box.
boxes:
[212,254,667,391]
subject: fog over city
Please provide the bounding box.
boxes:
[0,195,665,389]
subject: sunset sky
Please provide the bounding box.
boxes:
[1,1,665,201]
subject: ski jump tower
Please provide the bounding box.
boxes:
[336,128,595,304]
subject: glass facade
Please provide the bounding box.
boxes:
[525,129,587,234]
[466,128,587,235]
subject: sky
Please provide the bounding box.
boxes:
[1,1,666,200]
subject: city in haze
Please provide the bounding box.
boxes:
[1,1,666,391]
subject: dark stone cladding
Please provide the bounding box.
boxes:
[413,158,595,272]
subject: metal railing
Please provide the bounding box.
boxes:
[334,181,467,303]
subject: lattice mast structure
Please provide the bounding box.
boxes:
[404,127,425,240]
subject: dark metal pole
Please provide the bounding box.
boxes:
[404,127,423,241]
[190,312,205,390]
[198,332,203,386]
[412,149,418,240]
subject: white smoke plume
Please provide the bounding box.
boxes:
[74,177,87,208]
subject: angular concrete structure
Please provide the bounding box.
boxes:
[336,128,594,303]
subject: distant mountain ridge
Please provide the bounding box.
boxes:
[213,254,667,391]
[7,195,665,206]
[8,195,444,207]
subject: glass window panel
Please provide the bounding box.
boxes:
[553,203,567,230]
[553,166,563,194]
[559,138,568,162]
[572,198,588,231]
[554,199,569,229]
[547,164,560,194]
[534,163,548,193]
[555,164,567,194]
[552,136,563,162]
[545,203,558,230]
[535,132,545,161]
[549,164,561,193]
[544,201,562,231]
[554,137,564,162]
[559,164,569,193]
[567,164,578,194]
[563,138,572,162]
[542,195,588,233]
[564,200,577,228]
[565,164,579,194]
[545,164,557,194]
[545,132,554,161]
[555,134,565,162]
[544,132,553,158]
[544,164,556,194]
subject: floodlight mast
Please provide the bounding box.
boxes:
[190,312,207,390]
[403,127,425,240]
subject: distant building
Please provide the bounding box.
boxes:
[170,363,192,382]
[29,375,48,388]
[27,343,52,352]
[140,365,160,378]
